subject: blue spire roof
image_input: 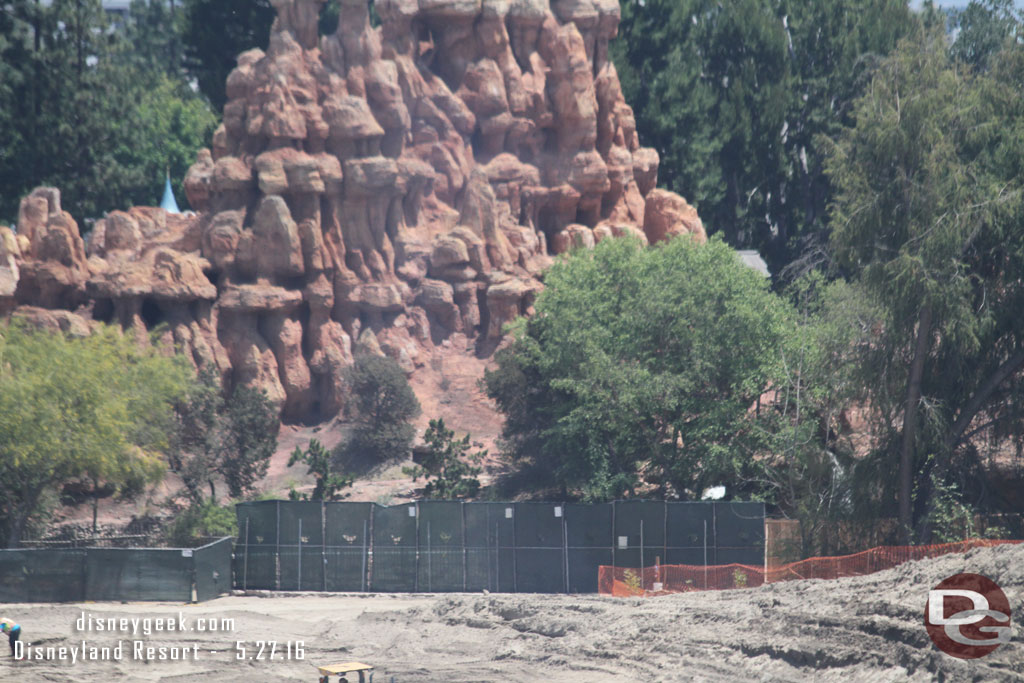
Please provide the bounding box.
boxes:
[160,173,180,214]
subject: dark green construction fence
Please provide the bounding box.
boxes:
[0,537,233,603]
[235,501,764,594]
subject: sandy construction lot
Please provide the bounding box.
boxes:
[1,543,1022,682]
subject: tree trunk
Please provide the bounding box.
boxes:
[945,345,1024,451]
[8,503,33,549]
[91,476,100,536]
[899,306,933,544]
[7,483,46,548]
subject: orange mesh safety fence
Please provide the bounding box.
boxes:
[598,538,1022,597]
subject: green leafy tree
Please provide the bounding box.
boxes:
[748,274,884,555]
[122,0,187,77]
[949,0,1022,72]
[611,0,914,274]
[169,367,279,502]
[336,354,421,466]
[404,419,484,500]
[181,0,275,110]
[288,438,352,501]
[166,499,237,546]
[0,0,216,224]
[484,236,792,501]
[0,321,190,547]
[825,27,1024,541]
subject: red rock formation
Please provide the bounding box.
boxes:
[3,0,704,423]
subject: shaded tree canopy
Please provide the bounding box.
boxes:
[336,354,422,467]
[169,366,280,503]
[0,0,216,226]
[0,322,191,547]
[825,25,1024,540]
[485,236,792,501]
[404,419,484,500]
[611,0,915,275]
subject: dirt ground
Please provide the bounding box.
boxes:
[2,543,1022,682]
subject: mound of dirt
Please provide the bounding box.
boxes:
[2,543,1021,681]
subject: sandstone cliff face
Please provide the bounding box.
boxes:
[1,0,704,423]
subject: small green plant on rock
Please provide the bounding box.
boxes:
[623,569,643,594]
[287,439,353,501]
[403,419,483,500]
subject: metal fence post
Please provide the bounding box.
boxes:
[414,503,420,592]
[703,519,708,590]
[640,519,645,591]
[322,501,327,592]
[611,501,616,576]
[298,517,303,592]
[461,503,467,592]
[511,505,518,593]
[562,505,569,594]
[427,520,432,592]
[663,501,668,568]
[712,503,718,566]
[275,500,281,590]
[243,517,249,591]
[495,522,500,591]
[486,506,492,591]
[361,519,368,592]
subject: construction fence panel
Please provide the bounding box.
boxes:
[665,502,715,566]
[463,503,515,592]
[0,549,86,602]
[84,548,194,602]
[230,500,766,594]
[324,502,372,591]
[235,501,279,589]
[278,501,324,591]
[417,501,465,592]
[194,537,234,602]
[371,503,418,591]
[613,500,669,573]
[565,503,612,594]
[714,501,765,566]
[513,502,566,593]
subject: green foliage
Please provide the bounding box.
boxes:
[611,0,915,273]
[336,354,421,466]
[0,321,190,547]
[169,367,279,503]
[949,0,1022,72]
[181,0,275,111]
[825,26,1024,539]
[288,439,352,501]
[166,500,237,547]
[403,419,484,500]
[0,0,216,224]
[622,569,642,594]
[485,236,792,501]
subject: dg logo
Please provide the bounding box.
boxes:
[925,573,1012,659]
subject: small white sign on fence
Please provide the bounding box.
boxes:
[554,506,563,518]
[181,549,193,558]
[408,506,417,517]
[505,507,513,519]
[618,536,628,549]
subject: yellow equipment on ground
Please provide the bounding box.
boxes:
[316,661,375,683]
